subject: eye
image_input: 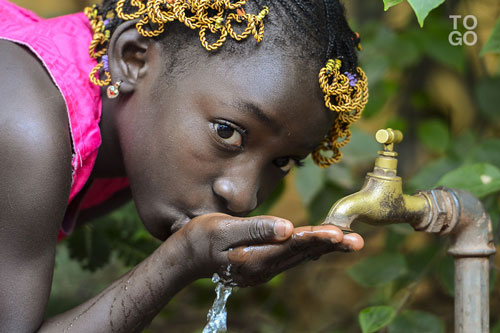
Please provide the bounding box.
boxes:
[274,157,295,173]
[213,122,243,148]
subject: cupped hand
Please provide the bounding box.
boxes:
[227,225,363,287]
[170,213,363,286]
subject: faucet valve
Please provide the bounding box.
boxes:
[372,128,403,176]
[375,128,403,153]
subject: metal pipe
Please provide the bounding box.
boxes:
[454,257,490,333]
[446,189,495,333]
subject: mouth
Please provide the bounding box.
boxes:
[170,215,192,234]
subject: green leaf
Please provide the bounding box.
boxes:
[418,22,465,71]
[404,244,441,281]
[469,139,500,169]
[383,0,403,11]
[307,184,344,225]
[407,157,460,193]
[437,163,500,198]
[417,119,450,154]
[87,226,111,271]
[348,252,407,287]
[385,117,408,135]
[388,310,445,333]
[362,81,393,118]
[359,306,396,333]
[438,256,455,297]
[385,228,408,251]
[295,156,325,206]
[481,16,500,55]
[341,127,379,167]
[326,164,357,190]
[492,319,500,333]
[66,224,111,272]
[475,77,500,120]
[407,0,445,27]
[449,130,477,161]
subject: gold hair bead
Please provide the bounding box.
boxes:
[85,0,270,87]
[312,59,369,168]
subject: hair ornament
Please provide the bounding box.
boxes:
[85,0,270,87]
[354,31,362,51]
[312,58,369,168]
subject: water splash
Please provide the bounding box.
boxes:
[202,266,235,333]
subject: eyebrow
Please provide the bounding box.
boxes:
[234,101,281,133]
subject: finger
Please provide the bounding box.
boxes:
[228,226,343,266]
[218,215,294,248]
[343,233,364,251]
[292,225,344,244]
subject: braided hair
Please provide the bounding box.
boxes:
[86,0,368,167]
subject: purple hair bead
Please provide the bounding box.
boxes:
[102,55,109,72]
[344,71,358,87]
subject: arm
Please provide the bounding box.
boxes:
[0,41,194,332]
[0,40,72,332]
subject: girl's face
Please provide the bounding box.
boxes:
[117,45,333,240]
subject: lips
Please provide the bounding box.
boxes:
[170,215,193,234]
[169,209,226,234]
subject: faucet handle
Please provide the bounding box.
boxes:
[375,128,403,152]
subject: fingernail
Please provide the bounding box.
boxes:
[274,220,292,238]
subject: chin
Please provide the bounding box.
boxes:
[135,205,176,241]
[141,210,192,241]
[142,220,171,241]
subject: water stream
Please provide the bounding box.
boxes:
[202,266,235,333]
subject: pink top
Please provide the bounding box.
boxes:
[0,0,129,239]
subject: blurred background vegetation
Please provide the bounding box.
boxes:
[11,0,500,331]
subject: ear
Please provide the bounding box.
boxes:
[107,20,154,94]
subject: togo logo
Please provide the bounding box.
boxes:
[449,15,478,46]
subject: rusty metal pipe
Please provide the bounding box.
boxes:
[455,257,490,332]
[446,189,495,333]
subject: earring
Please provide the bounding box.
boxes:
[106,80,123,99]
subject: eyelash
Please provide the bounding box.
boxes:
[294,159,305,168]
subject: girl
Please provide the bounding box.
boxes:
[0,0,367,331]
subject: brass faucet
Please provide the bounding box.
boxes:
[323,128,429,231]
[322,128,496,333]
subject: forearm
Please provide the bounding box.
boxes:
[40,238,193,333]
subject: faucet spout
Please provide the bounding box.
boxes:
[323,170,429,231]
[323,128,429,231]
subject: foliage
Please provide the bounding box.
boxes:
[388,310,445,333]
[348,253,407,288]
[384,0,445,27]
[65,203,159,271]
[358,306,396,333]
[482,16,500,55]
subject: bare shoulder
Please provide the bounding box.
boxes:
[0,40,75,331]
[0,39,72,240]
[0,39,68,136]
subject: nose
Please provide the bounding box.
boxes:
[213,177,258,214]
